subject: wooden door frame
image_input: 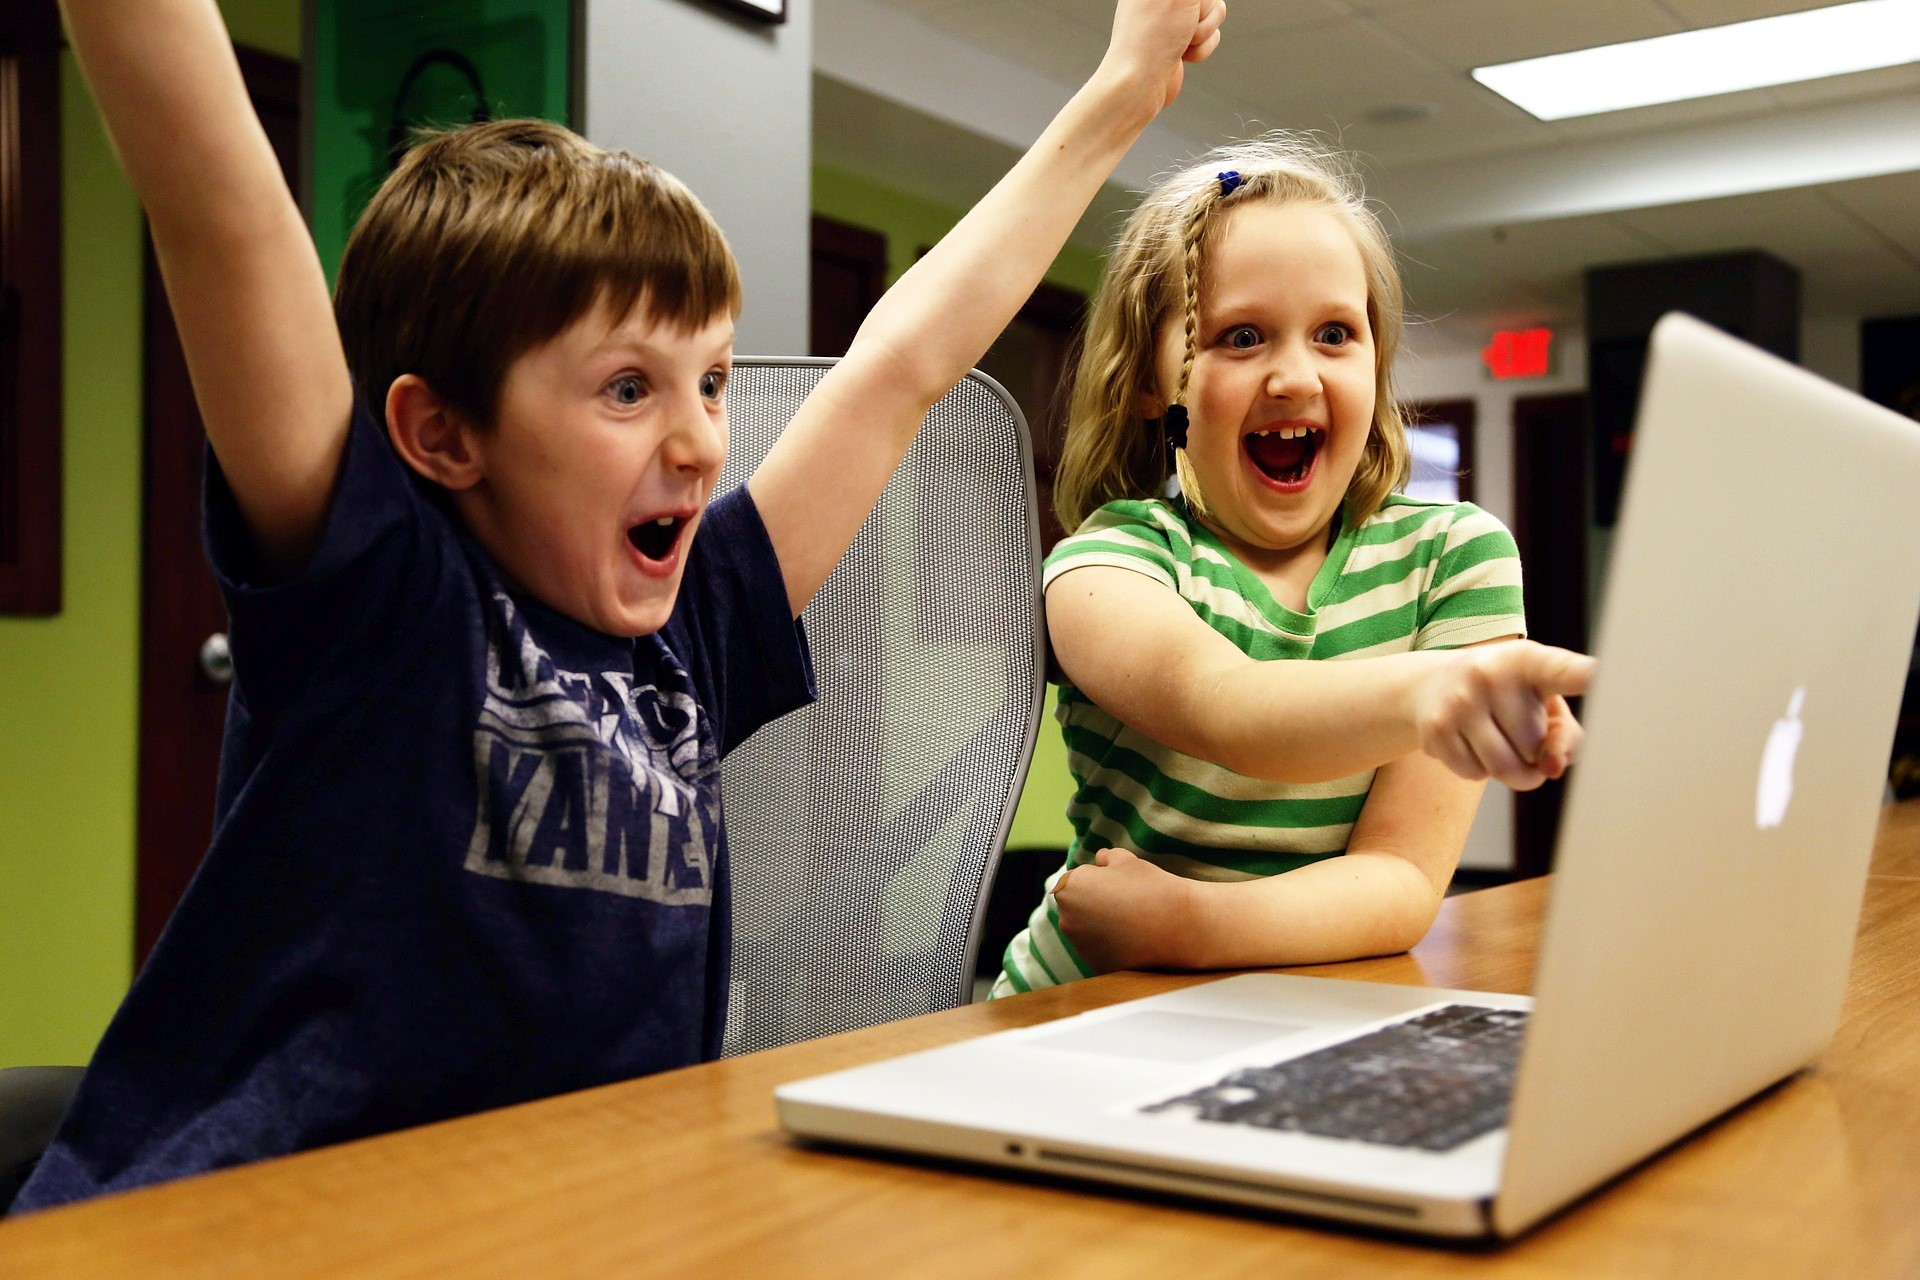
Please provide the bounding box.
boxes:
[808,214,887,358]
[0,0,63,614]
[1510,390,1590,878]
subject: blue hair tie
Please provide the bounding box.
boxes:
[1217,170,1244,197]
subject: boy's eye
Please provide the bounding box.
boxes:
[1223,326,1261,350]
[608,375,645,405]
[700,369,727,400]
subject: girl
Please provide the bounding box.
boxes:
[992,134,1592,996]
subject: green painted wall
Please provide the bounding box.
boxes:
[0,2,302,1070]
[811,163,1085,853]
[310,0,574,285]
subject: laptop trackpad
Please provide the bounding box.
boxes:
[1027,1011,1308,1064]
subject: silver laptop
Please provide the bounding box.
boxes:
[775,313,1920,1240]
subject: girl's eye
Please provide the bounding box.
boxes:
[1317,323,1354,346]
[700,369,727,400]
[608,376,645,406]
[1223,326,1261,350]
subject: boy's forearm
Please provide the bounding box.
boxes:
[63,0,351,571]
[1171,853,1444,970]
[62,0,290,241]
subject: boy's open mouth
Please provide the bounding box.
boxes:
[628,515,686,563]
[1244,426,1323,486]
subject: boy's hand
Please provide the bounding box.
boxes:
[1413,640,1595,791]
[1102,0,1228,112]
[1053,848,1198,973]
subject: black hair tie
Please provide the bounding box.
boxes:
[1163,404,1189,452]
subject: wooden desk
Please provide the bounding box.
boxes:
[4,803,1917,1278]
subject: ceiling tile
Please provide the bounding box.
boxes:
[911,1,1109,86]
[1764,64,1920,111]
[832,0,1920,330]
[1397,214,1667,327]
[1611,184,1920,317]
[1195,16,1485,134]
[1658,0,1851,25]
[1035,0,1355,38]
[1364,0,1680,67]
[1820,171,1920,261]
[1614,186,1878,258]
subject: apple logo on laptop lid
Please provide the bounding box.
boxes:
[1757,687,1806,831]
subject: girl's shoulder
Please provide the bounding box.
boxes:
[1350,494,1514,549]
[1054,496,1198,555]
[1044,496,1212,590]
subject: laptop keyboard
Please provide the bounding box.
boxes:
[1140,1004,1529,1153]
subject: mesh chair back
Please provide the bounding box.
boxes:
[717,360,1044,1055]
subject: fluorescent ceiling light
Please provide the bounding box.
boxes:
[1472,0,1920,120]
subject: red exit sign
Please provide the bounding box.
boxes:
[1482,328,1553,380]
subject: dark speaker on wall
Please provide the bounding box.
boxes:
[1585,250,1800,524]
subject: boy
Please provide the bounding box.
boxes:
[16,0,1226,1209]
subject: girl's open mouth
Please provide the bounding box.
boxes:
[628,515,686,565]
[1245,426,1322,487]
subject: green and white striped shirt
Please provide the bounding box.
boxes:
[990,495,1526,997]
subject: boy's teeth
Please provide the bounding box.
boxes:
[656,517,673,526]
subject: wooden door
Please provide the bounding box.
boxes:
[809,215,887,359]
[135,48,300,964]
[1510,391,1590,878]
[972,282,1084,553]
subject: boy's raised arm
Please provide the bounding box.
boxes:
[63,0,353,574]
[748,0,1226,617]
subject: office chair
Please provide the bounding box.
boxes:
[0,1065,83,1215]
[716,360,1045,1055]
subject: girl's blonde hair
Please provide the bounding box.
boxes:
[1053,132,1410,533]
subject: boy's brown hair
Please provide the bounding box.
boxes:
[334,119,743,428]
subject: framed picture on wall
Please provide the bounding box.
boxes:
[710,0,786,22]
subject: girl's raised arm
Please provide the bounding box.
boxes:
[749,0,1227,617]
[62,0,353,575]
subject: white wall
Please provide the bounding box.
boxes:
[581,0,811,356]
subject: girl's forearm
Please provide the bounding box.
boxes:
[1170,851,1445,970]
[1187,651,1442,784]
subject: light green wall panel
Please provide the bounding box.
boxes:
[222,0,302,56]
[1005,687,1073,851]
[0,57,146,1068]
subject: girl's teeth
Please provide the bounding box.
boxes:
[656,517,673,526]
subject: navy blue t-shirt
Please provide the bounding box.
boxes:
[16,400,813,1210]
